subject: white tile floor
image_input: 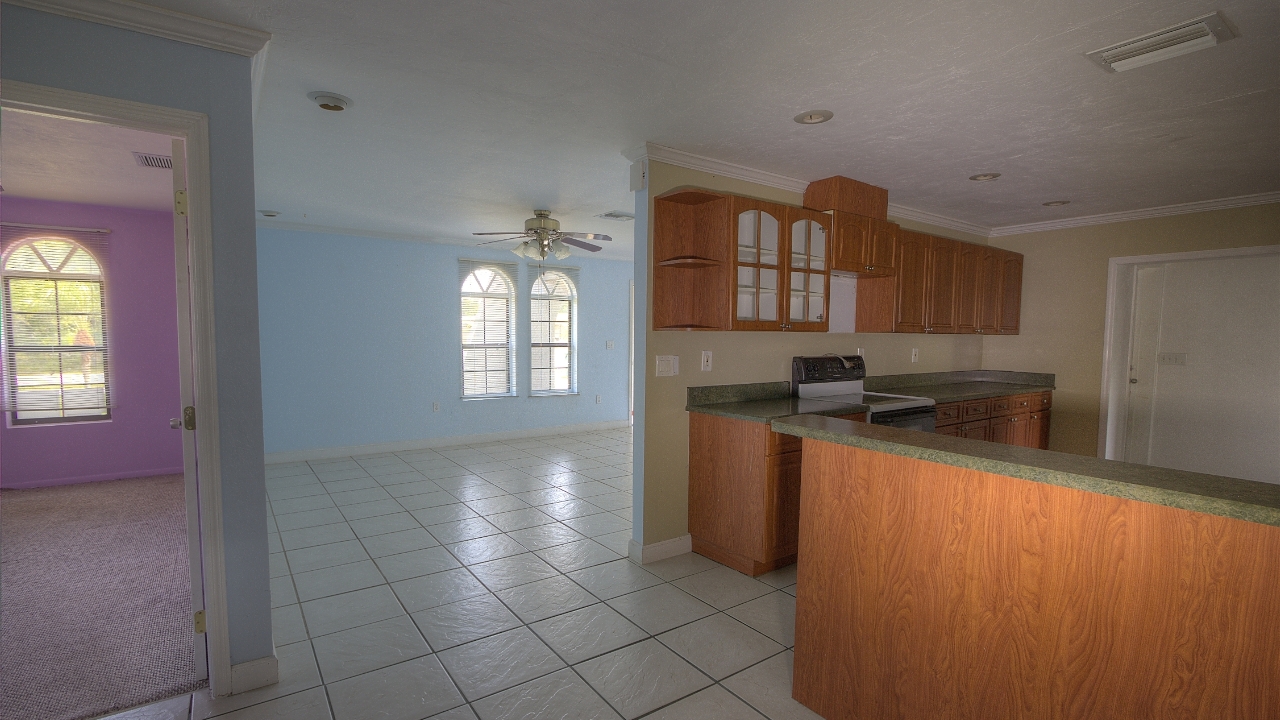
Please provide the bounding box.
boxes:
[108,429,821,720]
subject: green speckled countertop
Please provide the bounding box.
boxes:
[686,381,868,423]
[771,414,1280,528]
[688,397,870,423]
[881,381,1055,404]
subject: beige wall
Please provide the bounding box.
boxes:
[984,203,1280,456]
[640,161,985,545]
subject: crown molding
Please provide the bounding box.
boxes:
[988,191,1280,237]
[4,0,271,56]
[626,142,810,194]
[887,203,992,238]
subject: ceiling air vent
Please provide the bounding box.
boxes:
[595,211,635,221]
[1086,12,1236,73]
[132,152,173,169]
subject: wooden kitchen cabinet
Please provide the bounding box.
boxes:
[651,188,830,332]
[689,413,802,575]
[803,175,889,220]
[990,412,1029,446]
[955,243,980,334]
[998,250,1023,335]
[977,248,1002,335]
[830,212,897,277]
[893,230,930,333]
[936,391,1050,449]
[926,236,959,334]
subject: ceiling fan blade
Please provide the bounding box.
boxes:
[561,232,612,242]
[473,232,529,236]
[476,236,527,246]
[561,237,602,252]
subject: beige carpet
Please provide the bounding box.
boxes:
[1,475,205,720]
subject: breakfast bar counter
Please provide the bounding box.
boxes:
[771,414,1280,719]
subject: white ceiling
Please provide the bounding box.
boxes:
[100,1,1280,256]
[1,108,176,211]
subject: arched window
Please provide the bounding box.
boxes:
[2,237,111,423]
[460,261,517,397]
[530,268,577,395]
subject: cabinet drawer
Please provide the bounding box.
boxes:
[961,399,990,421]
[990,396,1014,417]
[768,431,802,456]
[1011,394,1034,413]
[935,402,961,426]
[1037,391,1052,410]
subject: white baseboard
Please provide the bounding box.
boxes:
[264,419,631,464]
[230,652,278,694]
[629,534,692,565]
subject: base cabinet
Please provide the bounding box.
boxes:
[689,413,805,576]
[936,391,1050,449]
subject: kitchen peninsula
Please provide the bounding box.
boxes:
[774,415,1280,719]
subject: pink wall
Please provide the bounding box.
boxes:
[1,198,183,488]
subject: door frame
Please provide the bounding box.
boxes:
[1,80,234,694]
[1097,243,1280,459]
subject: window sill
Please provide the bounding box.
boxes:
[460,394,517,401]
[529,391,579,397]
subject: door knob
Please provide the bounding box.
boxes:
[170,418,183,429]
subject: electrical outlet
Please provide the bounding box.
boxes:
[432,401,439,412]
[911,348,919,363]
[655,355,679,377]
[595,394,602,404]
[701,350,712,371]
[606,340,615,350]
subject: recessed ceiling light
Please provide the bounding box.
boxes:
[794,110,833,125]
[307,91,352,111]
[259,210,281,217]
[1042,200,1071,207]
[969,173,1001,182]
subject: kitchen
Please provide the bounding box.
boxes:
[630,151,1280,718]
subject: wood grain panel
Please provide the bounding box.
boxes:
[894,230,929,333]
[926,236,958,333]
[689,414,765,558]
[999,250,1024,335]
[935,403,961,426]
[855,275,896,333]
[803,176,889,219]
[977,248,1002,334]
[962,399,990,421]
[652,263,731,330]
[956,242,980,334]
[793,440,1280,720]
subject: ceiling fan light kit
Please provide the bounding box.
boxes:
[473,209,612,259]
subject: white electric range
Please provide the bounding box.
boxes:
[792,355,938,432]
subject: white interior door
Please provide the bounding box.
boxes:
[1123,265,1164,464]
[171,138,208,680]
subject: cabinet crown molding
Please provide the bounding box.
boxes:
[5,0,271,56]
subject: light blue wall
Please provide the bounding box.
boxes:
[257,227,633,454]
[2,5,271,665]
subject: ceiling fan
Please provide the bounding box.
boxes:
[474,210,612,260]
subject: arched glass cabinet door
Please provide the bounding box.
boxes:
[789,216,828,324]
[734,201,782,327]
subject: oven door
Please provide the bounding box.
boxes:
[869,406,937,433]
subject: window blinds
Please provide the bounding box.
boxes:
[530,265,579,395]
[1,224,113,418]
[459,259,518,397]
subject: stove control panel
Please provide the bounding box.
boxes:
[792,355,866,388]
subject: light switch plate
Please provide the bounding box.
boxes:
[606,340,615,350]
[701,351,712,371]
[655,355,679,377]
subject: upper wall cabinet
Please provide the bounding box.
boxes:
[803,176,889,220]
[830,212,897,277]
[652,188,830,332]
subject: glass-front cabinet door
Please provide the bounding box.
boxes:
[732,197,786,330]
[784,207,831,331]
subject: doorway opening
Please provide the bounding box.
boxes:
[0,107,206,718]
[1098,244,1280,483]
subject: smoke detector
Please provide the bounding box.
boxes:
[1086,12,1236,73]
[133,152,173,169]
[307,91,352,111]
